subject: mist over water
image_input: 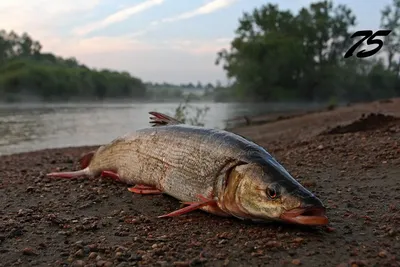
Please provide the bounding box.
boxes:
[0,101,326,156]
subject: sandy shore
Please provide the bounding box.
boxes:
[0,98,399,267]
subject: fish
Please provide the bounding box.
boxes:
[46,111,329,226]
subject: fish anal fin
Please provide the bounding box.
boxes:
[128,184,163,195]
[46,169,88,179]
[149,111,183,127]
[158,194,216,218]
[79,151,95,169]
[100,170,121,182]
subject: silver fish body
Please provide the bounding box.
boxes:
[48,112,329,225]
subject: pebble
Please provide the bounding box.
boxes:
[378,250,387,258]
[96,261,113,267]
[293,237,304,243]
[72,260,85,267]
[22,247,37,256]
[88,252,98,259]
[173,261,190,267]
[325,226,335,233]
[292,259,301,265]
[74,249,84,258]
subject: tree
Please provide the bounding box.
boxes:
[380,0,400,74]
[215,0,400,102]
[0,29,148,102]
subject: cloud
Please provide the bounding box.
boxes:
[52,36,232,58]
[161,38,232,55]
[151,0,239,25]
[0,0,100,36]
[44,35,155,58]
[0,0,101,56]
[73,0,165,36]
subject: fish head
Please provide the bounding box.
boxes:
[222,162,328,226]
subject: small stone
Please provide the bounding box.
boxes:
[378,250,387,258]
[155,261,168,267]
[292,259,301,265]
[173,261,190,267]
[72,260,85,267]
[22,247,38,256]
[388,229,396,236]
[26,186,35,192]
[96,260,106,266]
[75,240,84,247]
[88,252,98,259]
[115,246,128,252]
[325,226,335,232]
[75,249,84,258]
[104,261,113,267]
[87,244,98,252]
[293,237,304,243]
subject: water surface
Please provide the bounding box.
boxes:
[0,101,323,155]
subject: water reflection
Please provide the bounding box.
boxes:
[0,102,326,156]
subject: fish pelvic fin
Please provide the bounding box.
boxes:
[149,111,183,127]
[46,168,90,179]
[79,150,95,169]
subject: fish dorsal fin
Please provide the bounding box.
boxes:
[149,111,183,127]
[79,150,95,169]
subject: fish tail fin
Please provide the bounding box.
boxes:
[79,150,96,169]
[46,168,90,179]
[149,111,183,127]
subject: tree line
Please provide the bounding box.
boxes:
[0,30,147,102]
[216,0,400,102]
[2,0,400,103]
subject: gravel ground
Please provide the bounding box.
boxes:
[0,98,399,267]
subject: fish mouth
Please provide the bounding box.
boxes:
[279,207,328,226]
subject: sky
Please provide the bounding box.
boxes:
[0,0,394,84]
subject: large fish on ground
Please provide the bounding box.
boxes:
[47,112,329,226]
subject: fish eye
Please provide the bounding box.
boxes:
[266,184,280,199]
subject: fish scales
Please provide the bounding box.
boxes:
[85,123,298,205]
[111,125,249,202]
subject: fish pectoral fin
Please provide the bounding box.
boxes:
[128,184,163,195]
[100,170,122,182]
[158,194,216,218]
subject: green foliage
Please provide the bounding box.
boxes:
[173,95,210,126]
[0,30,146,102]
[216,0,400,102]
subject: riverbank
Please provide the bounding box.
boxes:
[0,98,399,267]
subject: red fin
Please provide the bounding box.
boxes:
[100,170,121,182]
[158,195,216,218]
[149,111,183,127]
[79,151,95,169]
[128,184,163,195]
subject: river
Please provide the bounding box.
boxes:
[0,101,325,156]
